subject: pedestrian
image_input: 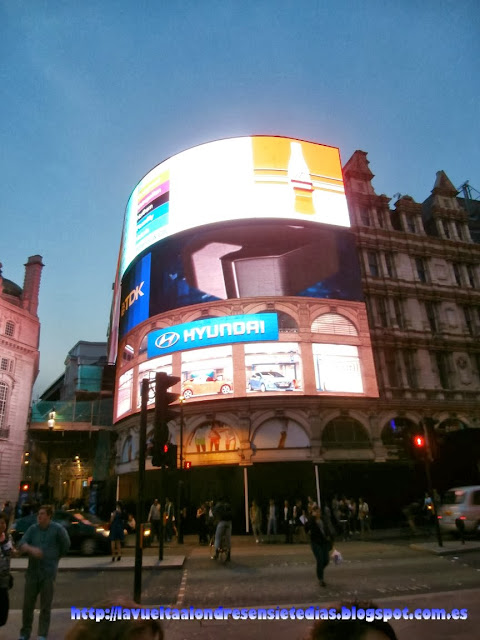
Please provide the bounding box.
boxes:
[1,502,12,528]
[212,496,232,561]
[196,503,208,544]
[0,511,14,630]
[17,504,71,640]
[65,597,164,639]
[305,505,332,587]
[282,499,294,543]
[163,497,175,542]
[249,500,262,543]
[109,501,125,561]
[147,498,161,544]
[358,497,370,536]
[266,498,277,539]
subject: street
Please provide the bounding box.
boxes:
[5,535,480,639]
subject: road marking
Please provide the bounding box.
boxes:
[176,568,188,607]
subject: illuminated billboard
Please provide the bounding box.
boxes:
[119,222,362,337]
[119,136,350,279]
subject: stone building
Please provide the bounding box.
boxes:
[0,255,44,503]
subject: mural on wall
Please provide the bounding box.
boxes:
[187,421,237,453]
[252,418,310,449]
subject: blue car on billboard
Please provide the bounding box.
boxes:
[247,371,294,392]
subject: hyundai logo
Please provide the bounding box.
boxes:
[154,332,180,349]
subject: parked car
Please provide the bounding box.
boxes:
[247,371,294,392]
[9,510,111,555]
[182,377,232,399]
[437,485,480,535]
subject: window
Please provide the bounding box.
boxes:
[360,208,371,226]
[442,220,450,239]
[425,301,438,333]
[393,298,404,329]
[406,216,416,233]
[376,297,388,327]
[367,251,380,277]
[435,352,450,389]
[403,350,417,388]
[455,222,463,241]
[311,313,358,336]
[415,257,427,283]
[4,321,14,337]
[463,307,473,335]
[384,348,399,387]
[322,417,371,449]
[384,252,395,278]
[466,264,476,288]
[453,264,462,286]
[0,358,13,372]
[0,382,8,428]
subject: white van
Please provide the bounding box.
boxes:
[438,485,480,534]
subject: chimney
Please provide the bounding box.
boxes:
[22,255,44,316]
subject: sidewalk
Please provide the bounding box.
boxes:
[10,553,185,572]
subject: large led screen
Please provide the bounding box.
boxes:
[119,221,363,338]
[119,136,350,279]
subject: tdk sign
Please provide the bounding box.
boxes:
[148,314,279,357]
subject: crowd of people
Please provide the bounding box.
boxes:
[242,495,371,544]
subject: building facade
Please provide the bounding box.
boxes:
[0,255,44,503]
[109,138,480,525]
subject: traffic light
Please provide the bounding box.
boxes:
[153,372,180,449]
[151,442,177,468]
[413,435,426,448]
[184,461,192,470]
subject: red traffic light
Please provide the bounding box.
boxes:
[184,461,192,469]
[413,435,425,448]
[163,444,169,453]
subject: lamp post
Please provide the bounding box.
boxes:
[44,409,56,501]
[177,395,185,544]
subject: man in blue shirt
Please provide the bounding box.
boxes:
[18,505,70,640]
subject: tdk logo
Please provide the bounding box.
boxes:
[147,314,279,358]
[154,332,180,349]
[121,282,144,317]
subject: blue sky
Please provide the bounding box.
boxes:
[1,0,479,395]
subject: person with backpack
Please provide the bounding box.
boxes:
[212,497,232,561]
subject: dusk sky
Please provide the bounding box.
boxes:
[1,1,479,396]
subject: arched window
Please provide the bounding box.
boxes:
[139,334,148,355]
[311,313,358,336]
[0,382,8,429]
[5,321,15,337]
[381,417,418,445]
[257,310,298,332]
[322,417,370,449]
[122,344,135,363]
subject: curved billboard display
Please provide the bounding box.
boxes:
[119,136,350,279]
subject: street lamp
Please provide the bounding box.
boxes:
[44,409,56,500]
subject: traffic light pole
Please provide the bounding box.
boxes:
[134,378,149,603]
[422,421,443,548]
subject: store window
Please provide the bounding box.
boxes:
[313,344,363,393]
